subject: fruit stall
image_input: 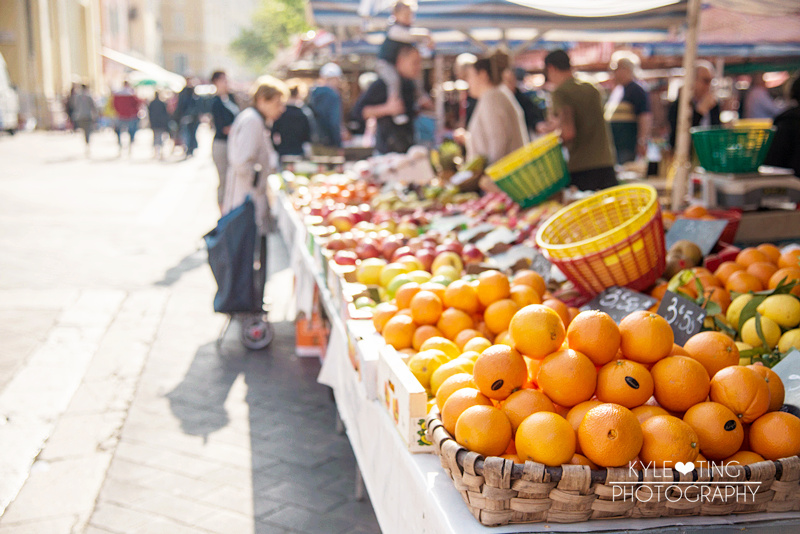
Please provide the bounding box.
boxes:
[264,126,800,532]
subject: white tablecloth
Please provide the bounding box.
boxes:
[274,185,800,533]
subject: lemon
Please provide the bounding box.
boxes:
[735,341,754,365]
[727,294,754,330]
[463,337,492,354]
[756,294,800,328]
[778,328,800,353]
[741,316,782,349]
[356,257,387,285]
[379,263,411,287]
[406,270,432,284]
[407,349,448,389]
[460,350,482,362]
[419,336,461,360]
[430,358,474,394]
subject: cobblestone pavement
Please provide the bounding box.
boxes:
[0,128,381,534]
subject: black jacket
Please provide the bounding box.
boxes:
[668,96,721,149]
[211,95,238,141]
[764,105,800,176]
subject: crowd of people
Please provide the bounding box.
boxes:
[62,0,800,209]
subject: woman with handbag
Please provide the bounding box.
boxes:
[221,76,288,233]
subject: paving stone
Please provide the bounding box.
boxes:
[127,492,217,528]
[1,454,112,524]
[38,411,125,460]
[113,440,226,479]
[0,516,80,534]
[258,481,348,514]
[197,484,253,516]
[64,377,138,415]
[191,509,255,534]
[259,504,355,534]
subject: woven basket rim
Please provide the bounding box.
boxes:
[427,408,798,485]
[535,184,657,254]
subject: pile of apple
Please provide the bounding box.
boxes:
[329,221,483,274]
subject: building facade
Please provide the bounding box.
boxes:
[0,0,102,128]
[162,0,257,81]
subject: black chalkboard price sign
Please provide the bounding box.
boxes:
[657,290,707,346]
[582,287,658,324]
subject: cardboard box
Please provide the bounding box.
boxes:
[347,320,381,400]
[377,344,432,453]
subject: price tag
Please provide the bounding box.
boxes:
[475,227,519,255]
[430,214,472,233]
[665,218,729,256]
[657,290,706,346]
[582,287,658,324]
[771,349,800,408]
[531,251,553,282]
[458,223,495,244]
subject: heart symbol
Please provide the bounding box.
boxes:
[675,462,695,475]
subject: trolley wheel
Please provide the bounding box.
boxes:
[240,315,273,350]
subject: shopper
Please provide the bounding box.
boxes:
[174,78,201,157]
[668,62,721,149]
[538,49,617,191]
[375,1,433,125]
[309,63,344,149]
[113,81,141,155]
[272,80,313,158]
[744,73,784,120]
[605,53,652,164]
[502,67,545,138]
[71,84,96,157]
[222,76,287,230]
[148,91,170,159]
[764,75,800,176]
[351,44,422,154]
[210,71,240,207]
[459,52,528,165]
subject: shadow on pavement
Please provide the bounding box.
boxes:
[164,227,382,533]
[154,248,208,287]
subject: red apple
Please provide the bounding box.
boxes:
[381,240,402,261]
[462,244,484,264]
[356,240,381,260]
[415,248,436,271]
[333,251,358,266]
[392,246,415,262]
[329,210,355,232]
[327,237,347,252]
[441,239,464,255]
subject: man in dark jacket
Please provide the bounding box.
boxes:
[272,81,313,157]
[351,44,421,154]
[174,78,200,157]
[148,91,170,159]
[764,76,800,177]
[668,62,721,150]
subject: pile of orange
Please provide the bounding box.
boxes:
[436,305,798,470]
[377,269,578,382]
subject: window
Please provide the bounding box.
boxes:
[174,54,188,75]
[173,13,185,35]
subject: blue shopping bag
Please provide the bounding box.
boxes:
[204,197,260,313]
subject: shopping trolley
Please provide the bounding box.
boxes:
[204,169,273,351]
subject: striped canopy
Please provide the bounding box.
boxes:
[310,0,688,38]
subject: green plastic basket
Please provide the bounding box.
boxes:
[691,127,775,174]
[488,141,570,208]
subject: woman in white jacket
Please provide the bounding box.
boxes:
[222,76,288,232]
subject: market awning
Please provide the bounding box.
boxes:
[311,0,688,38]
[101,47,186,92]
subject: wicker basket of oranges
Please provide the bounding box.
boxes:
[425,305,800,526]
